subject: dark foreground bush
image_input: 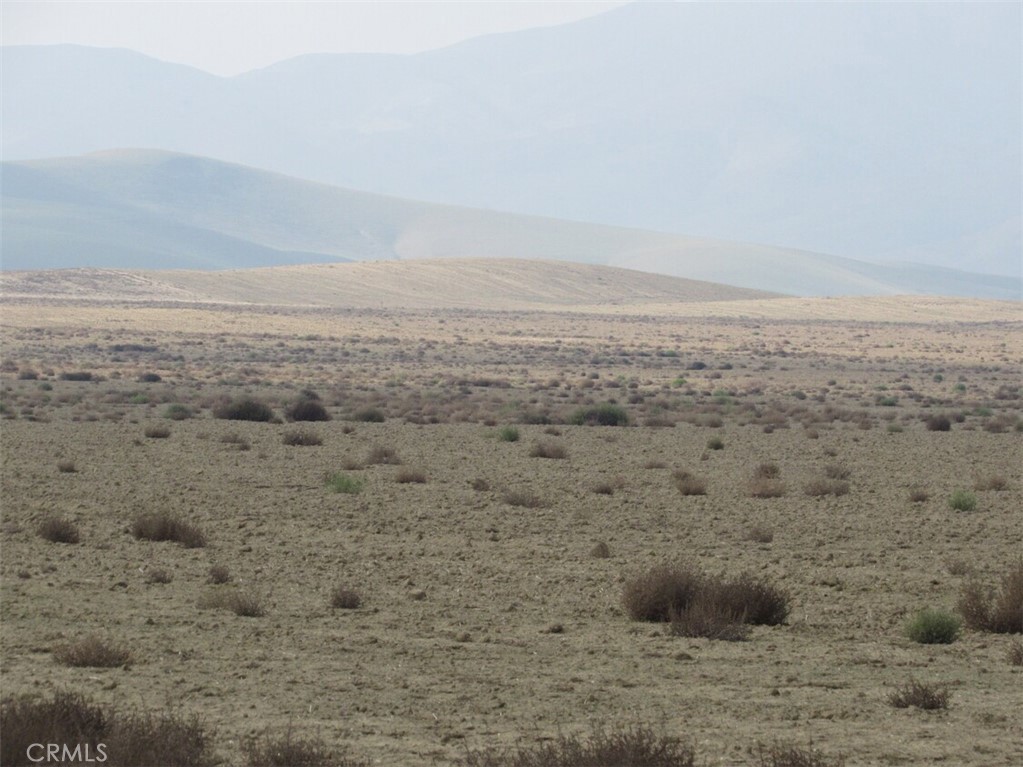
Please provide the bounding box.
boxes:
[461,725,695,767]
[0,691,215,767]
[213,397,274,422]
[957,559,1023,633]
[131,512,206,548]
[755,742,846,767]
[244,728,367,767]
[287,399,331,422]
[568,404,629,426]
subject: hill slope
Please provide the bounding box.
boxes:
[2,2,1018,276]
[0,259,779,310]
[2,150,1017,299]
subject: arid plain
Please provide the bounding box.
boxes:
[1,262,1021,766]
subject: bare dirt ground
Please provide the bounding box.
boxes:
[1,292,1021,766]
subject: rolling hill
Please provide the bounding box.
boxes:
[2,2,1019,277]
[2,150,1017,299]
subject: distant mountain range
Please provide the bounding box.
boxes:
[2,1,1019,280]
[2,150,1017,299]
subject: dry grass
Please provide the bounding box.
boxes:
[56,459,77,473]
[974,474,1008,491]
[1007,639,1023,666]
[145,568,173,584]
[755,742,846,767]
[503,489,544,508]
[673,470,707,496]
[395,468,428,484]
[244,728,366,767]
[53,635,132,668]
[198,586,266,617]
[461,725,695,767]
[887,679,951,710]
[282,428,323,446]
[589,541,611,559]
[529,441,569,459]
[749,478,786,498]
[208,564,231,584]
[746,524,774,544]
[0,691,215,767]
[909,487,929,503]
[144,424,171,438]
[957,560,1023,633]
[131,512,206,548]
[803,479,850,497]
[366,445,401,465]
[37,515,80,544]
[330,587,363,610]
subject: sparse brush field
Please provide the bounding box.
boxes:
[1,298,1021,766]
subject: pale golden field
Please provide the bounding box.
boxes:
[1,279,1021,766]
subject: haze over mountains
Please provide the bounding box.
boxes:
[3,150,1018,299]
[1,2,1019,297]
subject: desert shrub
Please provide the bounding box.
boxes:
[138,372,162,383]
[352,407,385,423]
[330,587,362,610]
[53,635,131,668]
[145,568,172,584]
[590,541,611,559]
[706,437,724,451]
[57,459,77,473]
[643,459,668,469]
[592,477,625,495]
[130,513,204,548]
[624,565,788,630]
[131,512,206,548]
[669,600,749,641]
[325,473,364,494]
[754,463,780,479]
[213,397,273,422]
[957,560,1023,633]
[749,479,786,498]
[17,369,38,380]
[59,371,93,381]
[366,445,401,465]
[1007,639,1023,666]
[38,515,80,544]
[470,478,491,492]
[755,742,845,767]
[395,468,427,484]
[803,479,849,497]
[208,565,231,584]
[529,441,568,459]
[282,429,322,446]
[287,399,331,422]
[503,489,544,508]
[823,464,850,480]
[948,489,977,511]
[461,724,695,767]
[144,424,171,439]
[974,474,1008,491]
[498,426,520,442]
[908,487,929,503]
[673,470,707,496]
[925,415,951,431]
[244,728,365,767]
[568,403,629,426]
[747,524,774,543]
[887,679,950,710]
[198,586,265,617]
[905,608,961,644]
[164,403,193,420]
[0,691,216,767]
[622,564,704,622]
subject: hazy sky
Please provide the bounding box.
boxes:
[1,1,629,76]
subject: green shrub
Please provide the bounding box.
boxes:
[213,397,273,422]
[948,489,977,511]
[163,403,193,420]
[905,608,961,644]
[497,426,520,442]
[568,403,629,426]
[325,473,364,494]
